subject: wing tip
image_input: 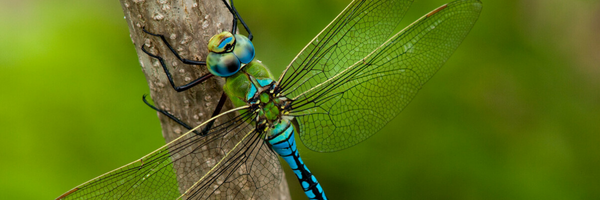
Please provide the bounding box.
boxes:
[471,0,483,12]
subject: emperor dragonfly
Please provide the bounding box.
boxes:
[56,0,482,199]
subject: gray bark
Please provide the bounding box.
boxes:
[119,0,290,199]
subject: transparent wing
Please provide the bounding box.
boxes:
[289,0,482,152]
[277,0,415,96]
[56,108,283,200]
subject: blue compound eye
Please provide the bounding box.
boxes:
[233,34,255,64]
[206,52,241,77]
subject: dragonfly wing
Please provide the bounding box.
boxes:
[181,125,282,200]
[277,0,415,96]
[290,0,482,152]
[56,108,283,200]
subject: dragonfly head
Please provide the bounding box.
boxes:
[206,32,255,77]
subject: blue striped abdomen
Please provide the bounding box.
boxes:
[267,118,327,200]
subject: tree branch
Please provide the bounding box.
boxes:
[119,0,290,198]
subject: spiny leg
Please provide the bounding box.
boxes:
[221,0,253,41]
[202,91,229,135]
[224,0,238,36]
[142,92,228,135]
[142,27,206,66]
[141,27,215,92]
[142,94,198,134]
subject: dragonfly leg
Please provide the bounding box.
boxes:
[221,0,253,41]
[142,27,206,65]
[141,27,215,92]
[142,94,198,134]
[225,0,238,36]
[200,91,228,135]
[142,92,228,136]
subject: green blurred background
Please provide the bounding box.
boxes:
[1,0,599,199]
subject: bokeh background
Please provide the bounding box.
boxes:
[1,0,599,199]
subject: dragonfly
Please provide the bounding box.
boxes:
[56,0,482,199]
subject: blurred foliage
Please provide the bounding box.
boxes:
[1,0,599,199]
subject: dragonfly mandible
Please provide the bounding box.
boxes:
[56,0,482,199]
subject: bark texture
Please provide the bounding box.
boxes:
[119,0,290,199]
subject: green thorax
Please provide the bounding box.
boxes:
[223,60,284,122]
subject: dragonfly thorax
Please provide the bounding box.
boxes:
[221,58,294,138]
[253,91,293,130]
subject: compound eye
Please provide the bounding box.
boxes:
[233,34,255,64]
[206,52,241,77]
[207,32,236,53]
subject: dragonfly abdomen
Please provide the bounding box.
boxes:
[268,118,328,200]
